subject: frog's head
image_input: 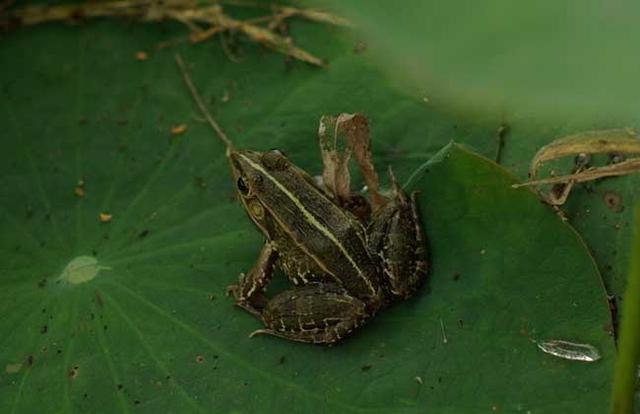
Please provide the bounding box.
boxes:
[228,149,291,235]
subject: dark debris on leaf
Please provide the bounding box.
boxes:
[603,191,623,213]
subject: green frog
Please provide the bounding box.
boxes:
[176,55,428,344]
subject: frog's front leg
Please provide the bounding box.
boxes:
[227,242,278,315]
[250,282,371,344]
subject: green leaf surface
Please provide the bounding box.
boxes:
[319,0,640,123]
[0,15,617,413]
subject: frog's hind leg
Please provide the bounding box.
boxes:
[227,242,278,316]
[251,282,370,344]
[368,168,428,300]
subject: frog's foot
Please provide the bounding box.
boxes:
[251,282,371,344]
[227,242,278,315]
[227,281,267,317]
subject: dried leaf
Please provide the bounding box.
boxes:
[318,113,386,214]
[318,114,352,203]
[528,128,640,179]
[514,129,640,205]
[340,114,386,209]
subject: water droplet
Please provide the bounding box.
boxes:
[536,339,601,362]
[58,256,111,285]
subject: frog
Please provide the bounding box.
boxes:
[174,54,427,344]
[225,149,428,344]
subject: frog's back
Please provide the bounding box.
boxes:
[258,165,381,301]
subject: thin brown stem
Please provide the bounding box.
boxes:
[174,53,234,155]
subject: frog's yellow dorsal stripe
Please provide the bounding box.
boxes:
[238,153,374,294]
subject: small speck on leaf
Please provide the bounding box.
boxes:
[194,176,207,188]
[196,355,205,364]
[99,212,113,223]
[5,363,22,374]
[69,366,80,379]
[171,123,188,135]
[135,51,149,61]
[353,41,367,54]
[74,183,85,198]
[603,191,623,213]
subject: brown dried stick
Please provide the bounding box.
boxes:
[2,0,342,66]
[175,53,233,156]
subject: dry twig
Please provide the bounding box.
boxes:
[1,0,349,66]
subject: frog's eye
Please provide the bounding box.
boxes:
[237,177,249,195]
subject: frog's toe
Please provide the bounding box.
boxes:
[226,284,245,302]
[249,328,274,338]
[249,323,359,345]
[235,300,263,317]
